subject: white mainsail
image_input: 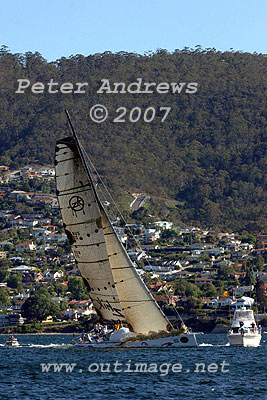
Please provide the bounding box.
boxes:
[55,135,172,334]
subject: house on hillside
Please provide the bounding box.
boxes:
[22,271,43,284]
[43,269,64,282]
[224,240,241,251]
[150,221,173,230]
[10,265,36,273]
[207,297,234,308]
[15,242,36,252]
[195,277,214,286]
[231,250,249,259]
[45,233,67,243]
[231,296,254,308]
[143,228,160,243]
[189,243,207,250]
[23,218,39,227]
[0,313,24,327]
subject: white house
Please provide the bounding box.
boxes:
[143,228,160,242]
[207,297,234,308]
[10,265,36,273]
[151,221,173,230]
[231,296,254,308]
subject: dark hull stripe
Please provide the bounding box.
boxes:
[55,157,76,163]
[65,219,98,227]
[73,241,105,248]
[58,184,91,193]
[57,187,92,197]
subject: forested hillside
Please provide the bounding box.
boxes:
[0,45,266,232]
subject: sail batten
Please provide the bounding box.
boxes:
[55,135,172,334]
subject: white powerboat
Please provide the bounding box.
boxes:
[227,307,261,347]
[5,336,19,347]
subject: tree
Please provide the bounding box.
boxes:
[21,286,60,322]
[218,265,234,280]
[183,297,201,314]
[0,48,266,233]
[68,277,89,300]
[174,280,201,297]
[0,259,12,269]
[161,229,178,239]
[205,234,217,244]
[0,288,10,305]
[243,267,256,286]
[7,273,22,290]
[202,283,217,298]
[255,280,267,312]
[242,234,256,246]
[0,270,9,282]
[255,255,265,272]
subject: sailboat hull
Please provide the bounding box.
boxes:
[74,333,198,348]
[121,333,198,348]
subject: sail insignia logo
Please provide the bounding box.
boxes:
[95,297,124,319]
[69,195,85,216]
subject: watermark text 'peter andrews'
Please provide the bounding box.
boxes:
[15,78,198,94]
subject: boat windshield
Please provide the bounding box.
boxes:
[233,310,254,321]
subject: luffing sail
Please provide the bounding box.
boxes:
[55,136,172,334]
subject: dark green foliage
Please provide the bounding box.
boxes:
[256,280,267,312]
[255,255,265,271]
[161,229,178,239]
[243,267,256,286]
[67,277,89,300]
[0,288,10,305]
[0,270,9,282]
[174,280,201,297]
[0,46,266,232]
[21,286,60,322]
[201,283,217,298]
[6,273,22,290]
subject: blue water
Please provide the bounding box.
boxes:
[0,334,266,400]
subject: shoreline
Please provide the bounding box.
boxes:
[0,332,77,335]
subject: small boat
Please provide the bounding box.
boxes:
[5,336,19,347]
[227,307,261,347]
[55,110,198,348]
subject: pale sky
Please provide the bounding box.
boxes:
[0,0,266,60]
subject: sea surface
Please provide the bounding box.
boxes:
[0,333,266,400]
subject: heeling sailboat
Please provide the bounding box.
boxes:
[55,110,197,347]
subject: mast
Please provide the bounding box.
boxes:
[65,109,101,207]
[55,110,173,333]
